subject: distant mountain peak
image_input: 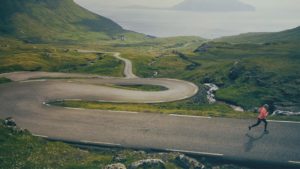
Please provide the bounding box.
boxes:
[172,0,255,12]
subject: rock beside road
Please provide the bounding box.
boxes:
[104,163,127,169]
[3,117,28,134]
[176,154,205,169]
[4,117,17,127]
[129,159,165,169]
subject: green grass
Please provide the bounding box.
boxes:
[1,36,299,119]
[0,40,124,77]
[118,41,300,113]
[0,120,114,169]
[49,100,253,119]
[105,84,168,91]
[0,77,11,84]
[49,100,300,121]
[0,119,250,169]
[0,0,139,43]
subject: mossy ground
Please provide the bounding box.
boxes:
[49,100,300,122]
[0,77,11,84]
[104,84,168,92]
[0,120,250,169]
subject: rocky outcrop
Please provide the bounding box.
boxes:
[3,117,28,134]
[4,117,16,127]
[194,43,212,53]
[204,83,219,104]
[113,154,127,163]
[104,163,127,169]
[175,154,205,169]
[129,159,165,169]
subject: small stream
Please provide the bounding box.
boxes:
[271,110,300,116]
[204,83,244,112]
[204,83,219,104]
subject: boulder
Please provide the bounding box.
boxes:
[129,159,165,169]
[176,154,205,169]
[4,117,16,127]
[113,154,127,163]
[104,163,127,169]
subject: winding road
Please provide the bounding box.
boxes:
[0,51,300,168]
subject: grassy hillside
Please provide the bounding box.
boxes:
[196,42,300,111]
[215,26,300,43]
[116,41,300,112]
[0,37,125,76]
[0,0,145,42]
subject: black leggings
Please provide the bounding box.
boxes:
[251,118,268,130]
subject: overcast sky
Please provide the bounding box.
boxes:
[74,0,300,38]
[75,0,300,10]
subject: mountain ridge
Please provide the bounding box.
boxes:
[0,0,133,42]
[215,26,300,43]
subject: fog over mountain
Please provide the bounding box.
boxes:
[173,0,255,12]
[74,0,300,38]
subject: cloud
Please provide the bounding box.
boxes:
[172,0,255,12]
[74,0,183,8]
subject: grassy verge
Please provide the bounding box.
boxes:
[0,77,12,84]
[49,100,300,122]
[0,120,113,169]
[0,119,250,169]
[50,100,253,118]
[104,84,168,91]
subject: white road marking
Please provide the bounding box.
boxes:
[150,100,166,103]
[20,79,47,83]
[80,140,121,146]
[64,107,85,111]
[106,110,139,114]
[32,134,48,138]
[166,149,223,157]
[269,120,300,124]
[169,114,211,119]
[42,102,51,107]
[289,161,300,164]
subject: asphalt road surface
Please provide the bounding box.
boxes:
[0,52,299,168]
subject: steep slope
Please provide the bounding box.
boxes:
[0,0,132,42]
[215,26,300,43]
[192,41,300,112]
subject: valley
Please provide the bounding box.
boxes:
[1,0,300,169]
